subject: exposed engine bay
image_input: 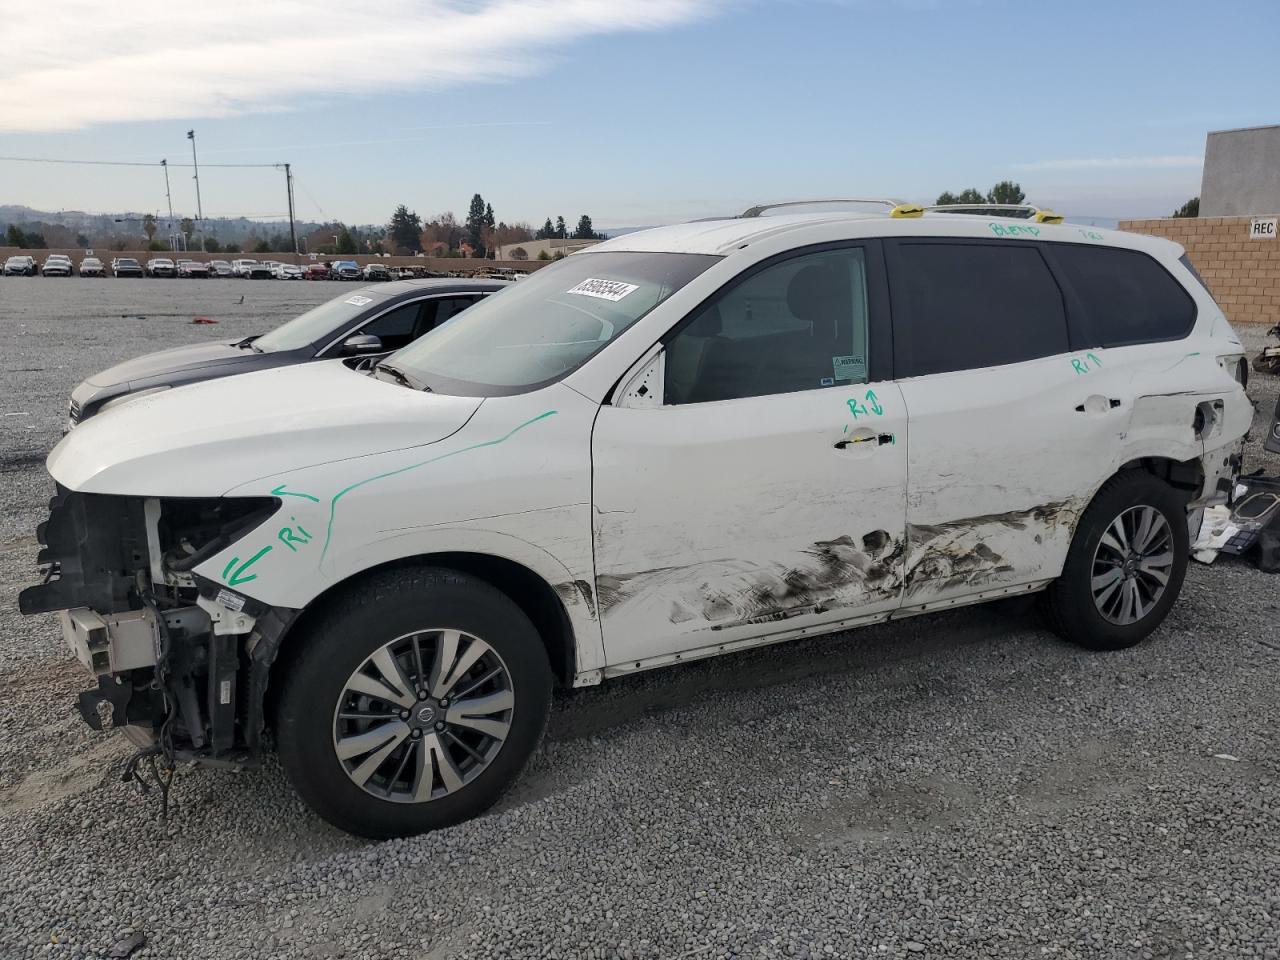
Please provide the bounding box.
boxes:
[18,488,296,768]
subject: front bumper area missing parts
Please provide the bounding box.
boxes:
[19,486,294,763]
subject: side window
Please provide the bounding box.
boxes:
[892,242,1069,377]
[665,247,871,404]
[419,296,482,335]
[361,302,421,350]
[1053,246,1196,347]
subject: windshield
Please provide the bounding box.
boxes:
[254,289,385,353]
[389,250,718,396]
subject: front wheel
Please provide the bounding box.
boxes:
[275,567,552,838]
[1040,472,1189,650]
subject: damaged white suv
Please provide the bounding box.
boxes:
[21,202,1253,837]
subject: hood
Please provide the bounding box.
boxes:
[49,360,483,497]
[85,341,258,388]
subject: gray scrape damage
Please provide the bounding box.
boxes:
[594,502,1076,631]
[904,500,1080,596]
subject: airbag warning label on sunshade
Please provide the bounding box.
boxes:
[565,278,638,302]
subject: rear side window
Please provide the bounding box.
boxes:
[1052,246,1196,347]
[891,242,1069,377]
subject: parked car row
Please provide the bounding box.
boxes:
[1,255,364,279]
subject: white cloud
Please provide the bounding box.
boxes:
[0,0,717,132]
[1014,155,1203,171]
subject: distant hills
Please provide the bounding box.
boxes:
[0,204,376,248]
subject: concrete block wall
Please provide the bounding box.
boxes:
[1119,216,1280,326]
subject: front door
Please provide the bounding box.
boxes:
[591,242,908,668]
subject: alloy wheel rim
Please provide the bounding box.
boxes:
[1090,505,1174,625]
[332,629,514,804]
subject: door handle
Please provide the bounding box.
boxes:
[1074,395,1122,414]
[834,433,895,450]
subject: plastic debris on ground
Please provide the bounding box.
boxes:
[1192,473,1280,572]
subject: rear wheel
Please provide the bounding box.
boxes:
[275,567,552,838]
[1040,472,1189,650]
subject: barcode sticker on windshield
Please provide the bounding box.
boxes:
[345,295,373,306]
[566,278,638,302]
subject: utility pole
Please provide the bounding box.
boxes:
[161,159,174,219]
[186,130,203,219]
[284,163,298,259]
[186,131,206,252]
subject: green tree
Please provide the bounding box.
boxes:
[142,213,158,243]
[538,217,554,240]
[572,214,596,240]
[508,246,528,261]
[75,234,90,247]
[336,226,358,254]
[223,242,242,254]
[986,180,1026,205]
[1172,196,1200,218]
[6,224,25,248]
[24,230,46,249]
[465,193,488,255]
[180,217,195,244]
[389,204,423,253]
[253,239,271,254]
[935,191,959,205]
[555,216,566,238]
[537,249,552,261]
[484,202,495,230]
[204,237,222,253]
[147,239,171,251]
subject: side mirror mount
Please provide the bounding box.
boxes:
[341,333,383,355]
[616,345,665,409]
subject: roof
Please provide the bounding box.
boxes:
[589,209,1184,259]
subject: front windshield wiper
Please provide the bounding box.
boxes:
[374,361,429,391]
[234,335,262,353]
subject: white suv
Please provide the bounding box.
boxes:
[21,202,1253,838]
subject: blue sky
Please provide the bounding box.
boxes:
[1,0,1277,230]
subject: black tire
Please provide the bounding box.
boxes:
[275,566,552,838]
[1040,471,1189,650]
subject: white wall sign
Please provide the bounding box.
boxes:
[1249,217,1277,240]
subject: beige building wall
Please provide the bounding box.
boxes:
[1118,216,1280,326]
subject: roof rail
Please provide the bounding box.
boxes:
[925,203,1044,219]
[740,198,906,218]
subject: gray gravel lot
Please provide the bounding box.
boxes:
[1,276,1278,960]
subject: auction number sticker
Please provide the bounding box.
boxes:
[345,295,373,306]
[566,278,638,302]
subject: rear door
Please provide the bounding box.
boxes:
[885,237,1128,606]
[591,241,909,668]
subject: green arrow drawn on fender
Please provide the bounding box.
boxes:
[221,545,273,586]
[271,484,320,503]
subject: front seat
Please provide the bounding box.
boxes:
[666,303,725,403]
[781,264,851,390]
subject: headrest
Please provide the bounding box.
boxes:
[787,264,844,325]
[686,302,722,337]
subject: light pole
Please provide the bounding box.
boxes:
[160,160,174,219]
[187,130,206,251]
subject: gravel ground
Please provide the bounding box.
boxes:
[1,277,1278,960]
